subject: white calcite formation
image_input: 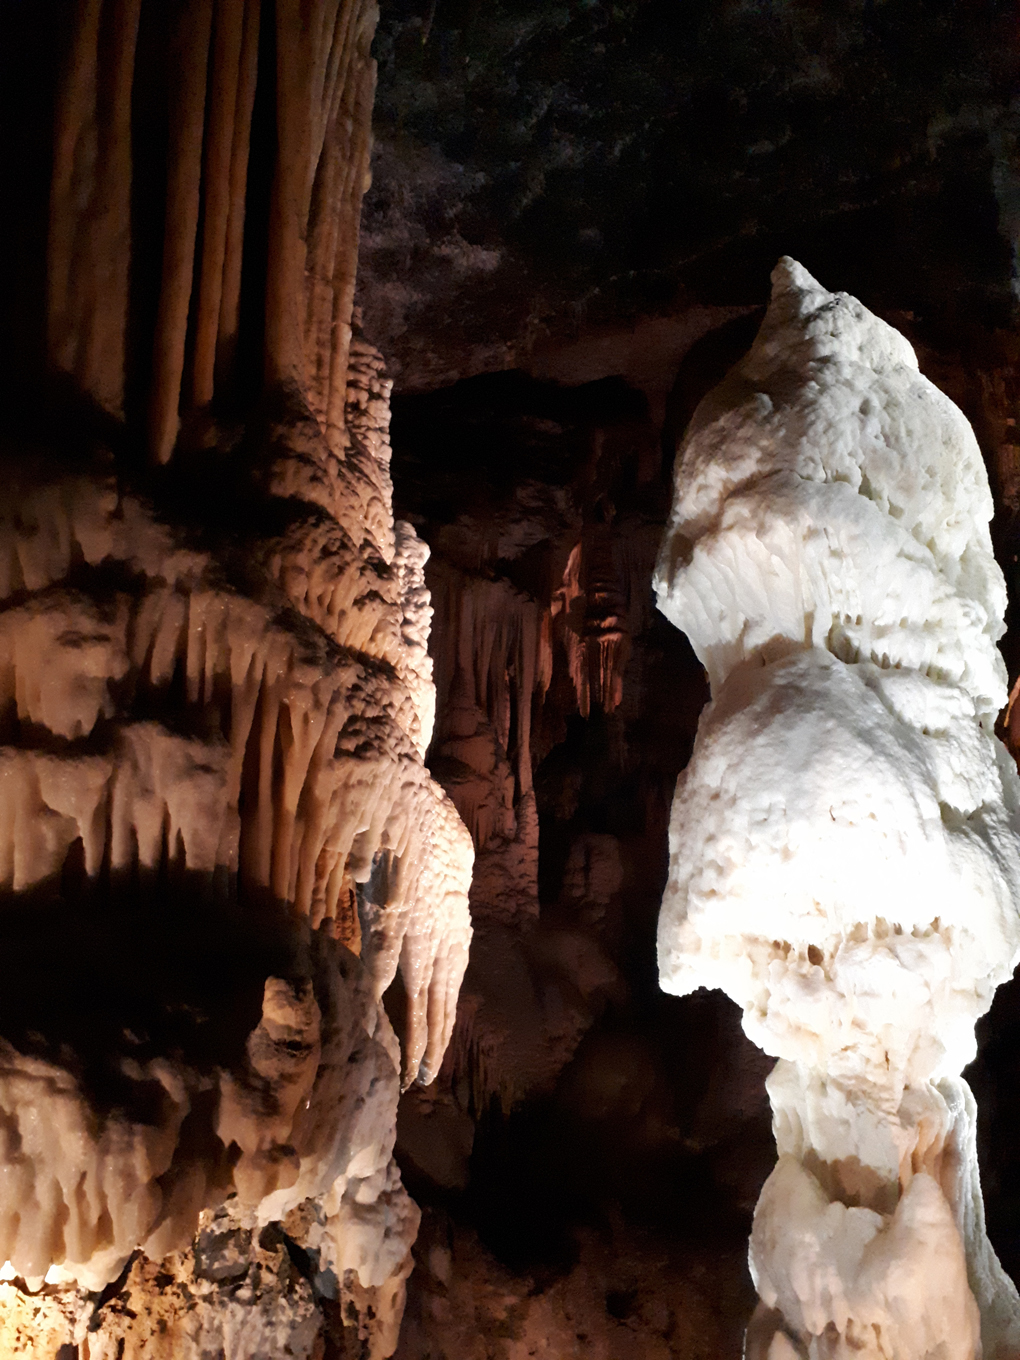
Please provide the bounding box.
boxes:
[654,259,1020,1359]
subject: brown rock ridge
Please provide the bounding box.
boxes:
[48,0,377,465]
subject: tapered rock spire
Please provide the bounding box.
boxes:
[655,259,1020,1359]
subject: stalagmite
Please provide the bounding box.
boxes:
[654,259,1020,1359]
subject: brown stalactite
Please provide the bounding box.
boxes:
[555,527,630,719]
[149,0,213,463]
[48,0,142,419]
[580,523,629,718]
[191,0,247,410]
[265,0,315,391]
[326,22,378,444]
[265,0,376,412]
[47,0,377,465]
[215,0,260,391]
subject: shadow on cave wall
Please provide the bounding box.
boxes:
[0,863,327,1116]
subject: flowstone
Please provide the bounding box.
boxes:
[654,259,1020,1359]
[0,1,474,1354]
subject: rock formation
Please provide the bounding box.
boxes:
[654,259,1020,1358]
[0,1,472,1355]
[387,363,771,1360]
[387,375,650,1129]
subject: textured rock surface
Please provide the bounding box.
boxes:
[655,260,1020,1357]
[0,1,472,1355]
[395,1207,753,1360]
[0,430,472,1281]
[359,0,1020,391]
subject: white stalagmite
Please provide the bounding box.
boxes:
[654,258,1020,1359]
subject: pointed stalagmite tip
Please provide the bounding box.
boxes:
[770,255,824,295]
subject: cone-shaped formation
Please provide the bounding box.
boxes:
[655,259,1020,1358]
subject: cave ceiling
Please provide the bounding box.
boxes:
[359,0,1020,392]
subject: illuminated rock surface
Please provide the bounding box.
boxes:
[655,260,1020,1358]
[0,1,472,1354]
[6,2,1020,1354]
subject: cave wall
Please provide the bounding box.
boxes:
[358,0,1020,392]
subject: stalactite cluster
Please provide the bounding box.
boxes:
[0,1,472,1355]
[383,379,665,1153]
[48,0,377,462]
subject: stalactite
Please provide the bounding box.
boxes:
[555,521,630,718]
[215,0,261,390]
[0,1,472,1353]
[403,388,657,1128]
[47,0,378,466]
[48,0,141,418]
[190,0,248,410]
[149,0,214,464]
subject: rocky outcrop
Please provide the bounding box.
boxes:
[0,2,472,1355]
